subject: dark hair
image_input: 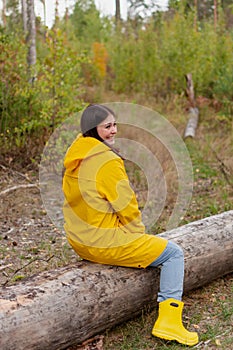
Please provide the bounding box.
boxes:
[81,104,116,141]
[80,104,123,159]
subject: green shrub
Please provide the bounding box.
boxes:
[106,10,233,113]
[0,28,85,150]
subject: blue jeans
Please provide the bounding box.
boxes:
[149,240,184,302]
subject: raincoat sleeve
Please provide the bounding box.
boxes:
[98,157,145,233]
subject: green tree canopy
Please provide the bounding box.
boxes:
[69,0,108,45]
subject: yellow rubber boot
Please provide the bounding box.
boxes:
[152,298,199,346]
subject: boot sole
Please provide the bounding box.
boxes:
[152,329,199,346]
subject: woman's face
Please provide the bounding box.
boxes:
[97,114,117,145]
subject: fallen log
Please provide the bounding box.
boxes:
[184,106,199,138]
[0,211,233,350]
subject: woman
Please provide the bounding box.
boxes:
[62,104,198,346]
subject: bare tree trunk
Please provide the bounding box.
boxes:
[214,0,218,31]
[2,0,6,27]
[21,0,27,32]
[40,0,46,26]
[194,0,198,31]
[115,0,121,24]
[26,0,36,82]
[184,73,199,138]
[64,0,69,39]
[55,0,59,26]
[0,211,232,350]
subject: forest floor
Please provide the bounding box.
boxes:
[0,95,232,349]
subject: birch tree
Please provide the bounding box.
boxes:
[40,0,46,26]
[21,0,27,32]
[26,0,36,82]
[2,0,6,27]
[214,0,218,30]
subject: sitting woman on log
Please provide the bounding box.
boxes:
[62,104,199,346]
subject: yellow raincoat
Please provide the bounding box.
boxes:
[63,134,167,268]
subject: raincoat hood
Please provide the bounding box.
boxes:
[64,134,112,174]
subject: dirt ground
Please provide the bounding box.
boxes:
[0,165,78,286]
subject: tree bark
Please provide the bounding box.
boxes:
[184,73,199,138]
[0,211,233,350]
[26,0,36,82]
[41,0,46,27]
[2,0,6,27]
[194,0,198,31]
[21,0,27,33]
[115,0,121,24]
[214,0,218,31]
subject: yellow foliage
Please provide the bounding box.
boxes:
[92,42,108,79]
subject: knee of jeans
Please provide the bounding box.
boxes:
[170,241,184,259]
